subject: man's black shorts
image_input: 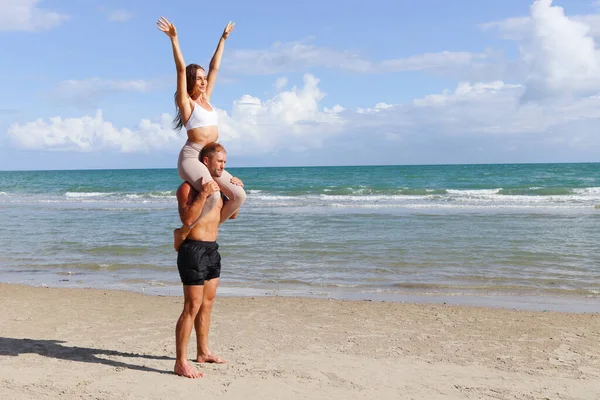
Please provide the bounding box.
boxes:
[177,240,221,286]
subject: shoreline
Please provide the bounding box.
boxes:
[2,277,599,313]
[1,283,599,399]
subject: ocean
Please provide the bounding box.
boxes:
[1,163,599,311]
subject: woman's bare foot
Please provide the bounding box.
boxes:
[174,361,204,378]
[196,352,226,364]
[173,228,187,252]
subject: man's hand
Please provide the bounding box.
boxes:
[200,180,220,199]
[230,177,244,187]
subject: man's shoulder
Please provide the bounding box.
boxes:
[176,181,193,198]
[178,181,192,189]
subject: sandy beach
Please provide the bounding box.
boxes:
[0,284,598,400]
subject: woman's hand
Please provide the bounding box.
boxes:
[157,17,177,39]
[230,177,244,187]
[222,21,235,40]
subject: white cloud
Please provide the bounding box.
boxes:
[218,74,345,153]
[226,40,494,76]
[224,1,600,89]
[378,51,487,72]
[7,111,179,153]
[481,4,600,40]
[522,0,600,100]
[7,74,346,155]
[356,102,394,114]
[0,0,68,32]
[7,1,600,167]
[274,77,288,90]
[481,0,600,101]
[479,16,531,40]
[396,82,542,134]
[49,78,159,105]
[8,73,600,164]
[354,80,600,151]
[8,0,600,165]
[6,73,600,165]
[107,9,133,22]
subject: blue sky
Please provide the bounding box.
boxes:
[1,0,600,170]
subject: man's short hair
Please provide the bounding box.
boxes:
[199,142,226,163]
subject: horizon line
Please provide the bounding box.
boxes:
[1,160,599,173]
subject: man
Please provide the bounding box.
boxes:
[173,142,244,378]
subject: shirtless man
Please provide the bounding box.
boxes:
[174,142,243,378]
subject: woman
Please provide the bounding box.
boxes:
[157,17,246,250]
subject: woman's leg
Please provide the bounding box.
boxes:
[213,169,247,224]
[178,156,220,218]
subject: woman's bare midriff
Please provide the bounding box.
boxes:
[187,126,219,147]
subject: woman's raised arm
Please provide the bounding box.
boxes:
[157,17,190,112]
[205,21,235,101]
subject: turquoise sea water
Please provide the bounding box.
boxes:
[0,163,599,311]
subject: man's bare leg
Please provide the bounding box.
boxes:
[195,278,226,364]
[175,285,205,377]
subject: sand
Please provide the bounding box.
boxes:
[0,283,599,400]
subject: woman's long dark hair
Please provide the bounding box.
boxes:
[173,63,205,131]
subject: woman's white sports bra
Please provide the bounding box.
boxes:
[185,101,218,130]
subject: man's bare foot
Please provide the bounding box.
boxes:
[174,361,204,378]
[196,352,226,364]
[173,228,186,252]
